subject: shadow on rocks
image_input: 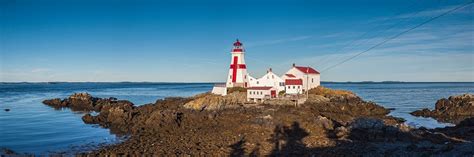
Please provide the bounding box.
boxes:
[228,118,474,156]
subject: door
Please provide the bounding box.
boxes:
[271,90,276,98]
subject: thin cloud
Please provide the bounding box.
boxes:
[31,68,51,73]
[395,4,472,19]
[246,35,312,48]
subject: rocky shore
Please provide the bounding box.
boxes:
[410,94,474,124]
[38,88,474,156]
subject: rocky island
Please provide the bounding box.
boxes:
[411,94,474,124]
[39,87,474,156]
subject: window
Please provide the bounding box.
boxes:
[230,75,232,79]
[245,75,247,79]
[279,82,285,86]
[272,75,274,79]
[298,86,300,89]
[293,86,295,89]
[312,78,314,83]
[257,81,259,84]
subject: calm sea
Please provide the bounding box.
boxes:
[0,82,473,154]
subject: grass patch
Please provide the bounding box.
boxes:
[308,86,354,97]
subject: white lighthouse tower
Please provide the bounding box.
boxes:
[226,39,250,88]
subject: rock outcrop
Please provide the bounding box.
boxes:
[43,93,134,112]
[183,92,246,111]
[411,94,474,124]
[39,91,474,156]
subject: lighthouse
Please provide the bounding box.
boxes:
[226,39,250,88]
[211,38,321,97]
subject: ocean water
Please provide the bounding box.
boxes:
[0,83,213,154]
[0,82,473,154]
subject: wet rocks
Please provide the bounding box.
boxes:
[42,98,65,108]
[42,93,134,112]
[411,94,474,124]
[0,148,18,156]
[433,117,474,142]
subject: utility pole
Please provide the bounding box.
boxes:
[306,66,309,99]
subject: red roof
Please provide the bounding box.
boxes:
[247,86,273,90]
[285,74,296,78]
[233,39,242,46]
[285,79,303,85]
[295,66,320,74]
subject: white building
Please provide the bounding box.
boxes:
[282,64,320,93]
[246,86,276,102]
[248,68,285,93]
[284,79,303,94]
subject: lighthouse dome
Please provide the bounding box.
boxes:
[233,39,242,46]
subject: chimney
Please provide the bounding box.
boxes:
[292,63,296,67]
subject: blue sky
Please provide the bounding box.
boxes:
[1,0,473,82]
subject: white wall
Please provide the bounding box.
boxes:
[211,86,227,96]
[247,89,273,101]
[285,85,303,94]
[253,71,285,93]
[226,52,250,87]
[248,75,257,87]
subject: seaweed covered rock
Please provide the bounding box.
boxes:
[411,94,474,124]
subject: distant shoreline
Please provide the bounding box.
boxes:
[1,81,473,84]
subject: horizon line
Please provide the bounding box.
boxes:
[1,81,473,84]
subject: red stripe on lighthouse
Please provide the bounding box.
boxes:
[229,64,246,69]
[232,56,238,82]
